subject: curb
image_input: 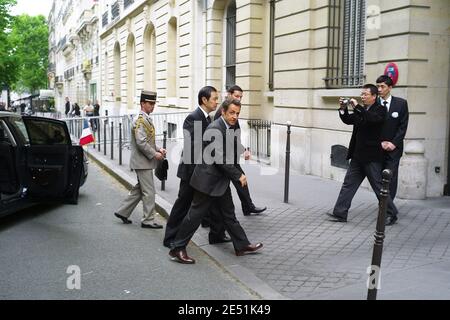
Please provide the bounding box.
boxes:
[87,150,288,300]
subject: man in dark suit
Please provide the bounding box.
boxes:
[163,86,225,248]
[327,84,399,226]
[201,86,266,231]
[376,75,409,201]
[169,99,263,264]
[65,97,71,117]
[217,85,266,216]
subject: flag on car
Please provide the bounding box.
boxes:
[79,119,94,146]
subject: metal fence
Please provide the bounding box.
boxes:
[62,111,189,164]
[35,111,273,164]
[243,119,272,162]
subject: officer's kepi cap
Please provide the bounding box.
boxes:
[140,90,157,103]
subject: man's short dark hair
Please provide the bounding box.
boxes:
[363,84,379,97]
[221,99,241,112]
[198,86,217,106]
[227,85,243,94]
[376,75,394,87]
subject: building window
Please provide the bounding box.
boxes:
[111,1,120,21]
[126,34,136,109]
[124,0,134,10]
[144,23,157,91]
[225,1,236,90]
[325,0,366,88]
[102,11,108,27]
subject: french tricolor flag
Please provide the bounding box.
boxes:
[79,119,95,146]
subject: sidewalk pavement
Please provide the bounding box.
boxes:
[86,140,450,300]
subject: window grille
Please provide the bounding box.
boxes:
[225,1,236,90]
[324,0,366,88]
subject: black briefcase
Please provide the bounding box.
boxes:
[155,158,168,181]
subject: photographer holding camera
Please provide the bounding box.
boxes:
[327,84,399,226]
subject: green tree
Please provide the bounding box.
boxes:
[9,14,49,94]
[0,0,18,90]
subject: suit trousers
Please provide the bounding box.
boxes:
[116,169,156,224]
[172,187,251,251]
[163,179,195,247]
[333,160,398,219]
[232,179,255,213]
[201,165,254,229]
[383,156,400,200]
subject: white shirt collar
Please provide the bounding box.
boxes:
[198,106,210,120]
[140,110,150,119]
[381,95,392,111]
[220,116,231,129]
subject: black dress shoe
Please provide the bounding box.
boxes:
[209,234,232,245]
[114,213,132,224]
[243,206,267,216]
[326,212,347,222]
[385,216,398,226]
[235,243,263,256]
[169,249,195,264]
[141,222,163,229]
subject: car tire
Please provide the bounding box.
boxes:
[67,187,79,205]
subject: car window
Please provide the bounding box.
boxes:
[8,117,30,144]
[25,119,70,145]
[0,120,14,144]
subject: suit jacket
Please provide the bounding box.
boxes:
[129,111,161,170]
[380,96,409,160]
[190,118,243,197]
[340,102,386,163]
[176,107,211,181]
[65,101,71,115]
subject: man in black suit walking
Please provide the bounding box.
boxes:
[216,85,266,216]
[376,75,409,201]
[169,99,263,264]
[201,85,266,230]
[327,84,399,226]
[163,86,223,248]
[65,97,71,117]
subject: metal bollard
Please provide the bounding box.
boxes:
[284,121,291,203]
[98,118,101,152]
[119,122,122,165]
[161,130,167,191]
[256,120,260,162]
[104,119,107,156]
[367,169,392,300]
[110,121,114,160]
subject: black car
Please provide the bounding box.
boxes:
[0,112,88,217]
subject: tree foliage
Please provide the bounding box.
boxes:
[0,0,17,88]
[9,14,49,93]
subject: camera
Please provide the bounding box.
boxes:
[340,97,353,109]
[342,97,350,105]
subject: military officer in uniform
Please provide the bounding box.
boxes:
[114,90,166,229]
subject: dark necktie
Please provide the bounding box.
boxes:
[383,101,388,110]
[206,115,212,124]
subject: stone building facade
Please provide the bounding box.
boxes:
[49,0,450,198]
[48,0,101,112]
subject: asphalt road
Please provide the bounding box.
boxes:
[0,162,258,300]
